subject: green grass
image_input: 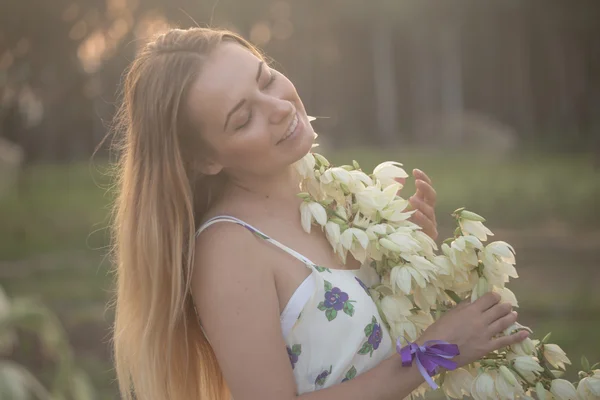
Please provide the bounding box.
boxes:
[0,163,114,260]
[327,147,600,230]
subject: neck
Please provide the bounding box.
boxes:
[224,165,302,206]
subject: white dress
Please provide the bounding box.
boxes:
[196,216,394,394]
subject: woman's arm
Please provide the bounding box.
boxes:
[193,223,425,400]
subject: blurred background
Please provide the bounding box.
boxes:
[1,0,599,398]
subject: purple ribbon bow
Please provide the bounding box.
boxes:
[396,339,460,389]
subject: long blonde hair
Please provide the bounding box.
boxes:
[111,27,263,400]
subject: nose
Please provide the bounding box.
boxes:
[266,97,294,125]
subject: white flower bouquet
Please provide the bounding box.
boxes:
[293,144,599,399]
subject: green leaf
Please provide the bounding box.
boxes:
[343,302,355,317]
[364,323,374,337]
[325,308,337,321]
[317,302,326,311]
[358,342,372,355]
[315,266,331,273]
[582,356,590,372]
[292,344,302,356]
[352,160,360,170]
[590,362,600,370]
[346,366,357,380]
[541,332,552,344]
[324,280,333,292]
[372,316,377,324]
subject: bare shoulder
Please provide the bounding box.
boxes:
[193,220,272,282]
[192,221,297,398]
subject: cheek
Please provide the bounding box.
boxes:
[218,124,274,164]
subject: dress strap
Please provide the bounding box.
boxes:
[196,215,316,267]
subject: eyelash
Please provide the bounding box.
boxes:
[236,72,277,130]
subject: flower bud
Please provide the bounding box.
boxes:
[536,382,550,400]
[550,378,577,399]
[499,366,519,387]
[313,153,330,167]
[460,210,486,222]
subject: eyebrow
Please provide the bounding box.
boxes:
[223,61,265,131]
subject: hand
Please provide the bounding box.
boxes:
[395,169,438,240]
[417,292,529,368]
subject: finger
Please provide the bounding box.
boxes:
[473,292,501,312]
[488,311,518,336]
[489,328,529,351]
[483,302,513,324]
[415,180,437,206]
[409,210,437,239]
[413,169,432,185]
[409,196,436,224]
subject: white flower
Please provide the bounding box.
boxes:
[460,219,494,241]
[380,294,413,321]
[390,316,417,341]
[483,241,516,264]
[510,337,535,356]
[495,366,524,399]
[513,356,544,382]
[408,310,434,332]
[325,221,341,248]
[365,223,392,240]
[380,199,413,222]
[471,371,497,400]
[382,231,421,253]
[347,170,373,193]
[320,166,352,186]
[340,228,369,250]
[390,265,419,294]
[354,183,399,218]
[482,258,518,288]
[413,230,438,257]
[373,161,408,187]
[340,227,369,263]
[494,286,519,307]
[413,284,438,312]
[443,368,474,399]
[577,370,600,399]
[543,344,571,370]
[294,152,315,178]
[299,202,327,233]
[550,379,577,399]
[450,236,480,267]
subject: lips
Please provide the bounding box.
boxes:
[277,113,299,144]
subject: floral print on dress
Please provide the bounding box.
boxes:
[358,316,383,357]
[355,277,370,296]
[287,344,301,369]
[341,365,357,382]
[314,265,332,273]
[317,280,355,321]
[315,366,333,387]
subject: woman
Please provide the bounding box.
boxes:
[111,27,528,400]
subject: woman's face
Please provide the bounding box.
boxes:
[186,41,315,178]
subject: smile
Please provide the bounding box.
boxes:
[277,113,300,144]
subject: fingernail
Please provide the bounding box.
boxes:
[512,311,518,317]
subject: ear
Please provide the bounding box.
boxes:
[197,158,223,176]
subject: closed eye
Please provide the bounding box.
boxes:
[235,71,278,130]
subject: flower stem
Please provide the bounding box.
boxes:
[444,290,463,304]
